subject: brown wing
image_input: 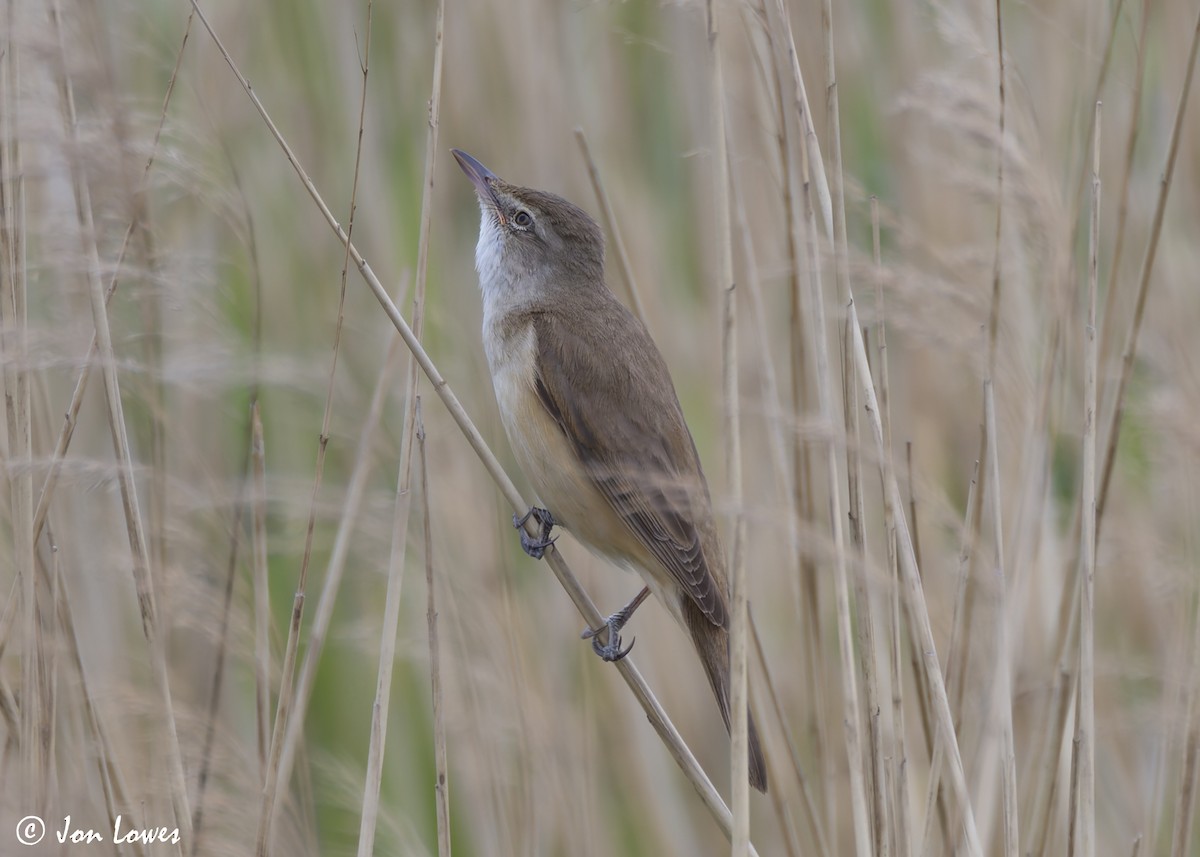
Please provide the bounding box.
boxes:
[530,308,727,629]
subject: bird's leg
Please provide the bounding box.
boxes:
[581,586,652,662]
[513,506,556,559]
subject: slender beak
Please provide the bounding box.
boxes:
[451,149,502,210]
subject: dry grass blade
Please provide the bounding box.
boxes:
[418,398,453,857]
[1170,612,1200,856]
[922,452,980,854]
[797,62,871,857]
[986,0,1006,373]
[31,8,193,548]
[1032,674,1074,857]
[1076,99,1101,857]
[825,8,893,856]
[49,0,192,841]
[276,304,408,824]
[983,380,1018,856]
[250,0,380,843]
[358,0,448,849]
[820,1,877,852]
[751,0,832,827]
[872,197,911,857]
[574,127,648,328]
[193,142,265,852]
[849,302,982,856]
[53,555,145,857]
[750,620,817,857]
[844,317,888,857]
[1096,5,1200,533]
[706,0,751,850]
[0,4,40,810]
[1097,0,1150,375]
[358,341,422,857]
[252,401,270,780]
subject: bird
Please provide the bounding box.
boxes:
[452,148,767,793]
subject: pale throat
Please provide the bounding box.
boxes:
[474,206,544,327]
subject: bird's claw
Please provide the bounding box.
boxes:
[513,507,556,559]
[581,615,636,662]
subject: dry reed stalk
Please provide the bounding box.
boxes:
[254,566,302,855]
[976,23,1011,841]
[358,341,423,857]
[252,402,270,780]
[796,20,870,850]
[983,380,1018,857]
[1096,5,1200,534]
[0,1,40,811]
[1076,99,1101,857]
[986,0,1005,375]
[749,622,808,857]
[1097,0,1150,375]
[417,399,453,857]
[706,0,751,850]
[193,148,265,852]
[948,424,986,719]
[844,316,889,857]
[974,15,1015,837]
[358,1,445,850]
[920,455,980,856]
[188,5,758,847]
[1170,633,1200,857]
[49,1,192,841]
[252,0,382,844]
[31,8,194,547]
[54,558,144,857]
[1026,10,1149,802]
[1168,475,1200,853]
[730,4,801,610]
[765,3,982,851]
[1007,8,1123,748]
[0,579,16,669]
[730,130,802,601]
[872,196,911,857]
[1068,734,1081,855]
[1033,14,1199,852]
[723,44,814,845]
[97,14,172,599]
[904,444,921,575]
[848,287,982,857]
[822,3,893,853]
[194,425,250,852]
[901,438,947,848]
[574,128,649,328]
[745,0,833,827]
[981,28,1020,851]
[274,279,409,807]
[1033,673,1073,857]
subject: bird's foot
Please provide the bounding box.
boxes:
[580,603,640,662]
[513,507,556,559]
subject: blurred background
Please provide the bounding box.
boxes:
[1,0,1199,854]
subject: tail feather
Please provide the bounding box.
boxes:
[683,597,768,793]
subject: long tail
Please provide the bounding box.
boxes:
[684,598,768,793]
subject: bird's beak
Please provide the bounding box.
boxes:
[451,149,503,215]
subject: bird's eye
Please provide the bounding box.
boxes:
[513,210,533,229]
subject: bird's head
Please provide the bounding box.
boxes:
[452,149,605,306]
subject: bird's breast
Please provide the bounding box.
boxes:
[482,314,639,563]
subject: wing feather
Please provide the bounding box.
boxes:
[531,311,726,628]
